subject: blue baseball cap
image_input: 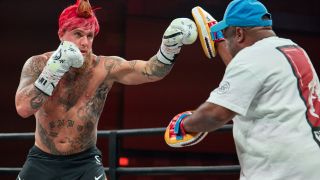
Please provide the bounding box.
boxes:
[211,0,272,33]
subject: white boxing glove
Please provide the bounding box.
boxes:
[156,18,198,64]
[34,41,84,96]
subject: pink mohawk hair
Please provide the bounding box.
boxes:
[58,0,100,37]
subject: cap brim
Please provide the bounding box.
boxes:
[210,20,228,33]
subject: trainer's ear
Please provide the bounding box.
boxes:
[235,27,245,43]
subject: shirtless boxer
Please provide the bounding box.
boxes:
[15,0,197,179]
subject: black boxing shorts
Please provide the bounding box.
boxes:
[17,145,106,180]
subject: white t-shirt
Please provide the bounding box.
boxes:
[207,36,320,180]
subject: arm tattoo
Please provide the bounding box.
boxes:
[30,88,46,110]
[104,58,117,77]
[144,58,173,78]
[18,55,48,110]
[104,55,173,81]
[104,57,125,72]
[128,60,137,70]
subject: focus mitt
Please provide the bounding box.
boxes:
[191,6,224,59]
[164,111,208,148]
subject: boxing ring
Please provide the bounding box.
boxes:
[0,124,240,179]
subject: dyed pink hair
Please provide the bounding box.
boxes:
[58,0,100,37]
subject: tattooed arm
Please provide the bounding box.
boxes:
[105,55,174,85]
[15,55,49,118]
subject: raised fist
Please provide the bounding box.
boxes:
[156,18,198,64]
[34,41,84,96]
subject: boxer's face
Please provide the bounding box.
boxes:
[60,27,95,57]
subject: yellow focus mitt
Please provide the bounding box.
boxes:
[191,6,224,59]
[164,111,208,148]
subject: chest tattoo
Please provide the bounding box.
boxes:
[77,83,109,122]
[57,71,92,111]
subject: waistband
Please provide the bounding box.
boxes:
[28,145,101,161]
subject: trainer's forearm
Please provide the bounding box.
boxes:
[183,113,225,133]
[15,84,48,118]
[183,102,233,133]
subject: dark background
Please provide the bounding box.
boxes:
[0,0,319,179]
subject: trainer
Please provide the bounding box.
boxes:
[165,0,320,180]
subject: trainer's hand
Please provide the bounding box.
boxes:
[164,111,208,148]
[34,41,84,96]
[156,18,198,64]
[191,6,224,59]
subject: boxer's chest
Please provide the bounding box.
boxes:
[54,69,96,110]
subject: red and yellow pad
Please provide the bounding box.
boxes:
[191,6,217,59]
[164,111,208,148]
